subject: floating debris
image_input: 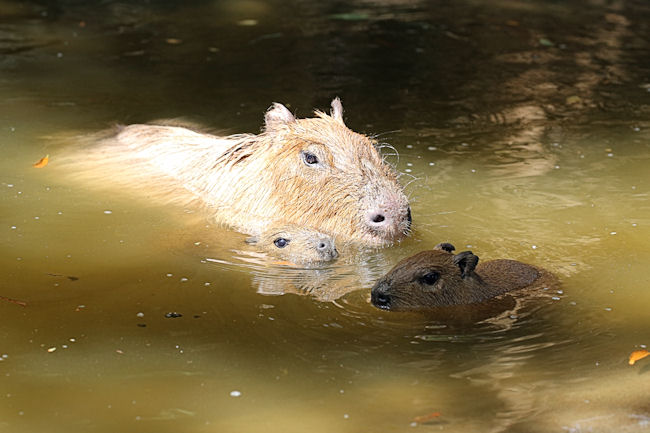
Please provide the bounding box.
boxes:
[413,412,441,424]
[629,349,649,365]
[33,155,49,168]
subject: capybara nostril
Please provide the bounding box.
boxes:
[371,280,393,309]
[372,291,391,309]
[368,211,389,227]
[316,237,338,260]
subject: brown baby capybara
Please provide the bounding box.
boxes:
[371,242,558,311]
[245,225,338,265]
[67,98,411,247]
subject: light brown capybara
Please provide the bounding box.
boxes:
[68,98,411,247]
[245,225,338,265]
[371,242,558,311]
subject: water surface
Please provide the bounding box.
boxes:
[1,1,649,432]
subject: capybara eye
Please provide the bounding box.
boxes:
[273,238,290,248]
[419,272,440,286]
[301,151,319,166]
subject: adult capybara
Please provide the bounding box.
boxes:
[68,98,411,247]
[245,225,338,265]
[371,242,558,311]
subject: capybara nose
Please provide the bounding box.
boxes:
[366,206,410,236]
[367,210,389,228]
[371,281,392,310]
[317,237,339,260]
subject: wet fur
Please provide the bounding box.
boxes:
[246,225,338,265]
[372,245,558,310]
[56,99,410,246]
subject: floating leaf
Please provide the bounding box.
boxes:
[33,155,49,168]
[413,412,441,423]
[165,38,182,45]
[0,295,28,307]
[629,349,649,365]
[539,38,554,47]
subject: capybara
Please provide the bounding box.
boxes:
[71,98,411,246]
[245,225,338,265]
[371,242,558,311]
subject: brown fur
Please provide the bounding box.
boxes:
[246,226,338,265]
[371,243,558,311]
[57,99,411,246]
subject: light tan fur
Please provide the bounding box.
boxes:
[246,225,338,265]
[56,99,410,246]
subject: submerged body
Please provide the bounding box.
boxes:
[64,99,411,247]
[246,226,338,265]
[371,242,558,311]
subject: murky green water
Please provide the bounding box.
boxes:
[1,0,649,432]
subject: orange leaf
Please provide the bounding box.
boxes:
[629,349,649,365]
[413,412,441,423]
[33,155,49,168]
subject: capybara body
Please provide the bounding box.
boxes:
[69,99,411,246]
[371,242,558,311]
[246,225,338,265]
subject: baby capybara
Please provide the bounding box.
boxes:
[371,242,558,311]
[246,225,338,265]
[68,98,411,247]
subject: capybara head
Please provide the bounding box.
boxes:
[371,243,486,311]
[244,98,411,246]
[105,98,410,247]
[246,225,338,265]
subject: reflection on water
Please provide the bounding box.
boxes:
[1,0,650,432]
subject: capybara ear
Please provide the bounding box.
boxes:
[453,251,479,278]
[434,242,455,253]
[330,97,345,124]
[264,103,296,131]
[245,236,259,245]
